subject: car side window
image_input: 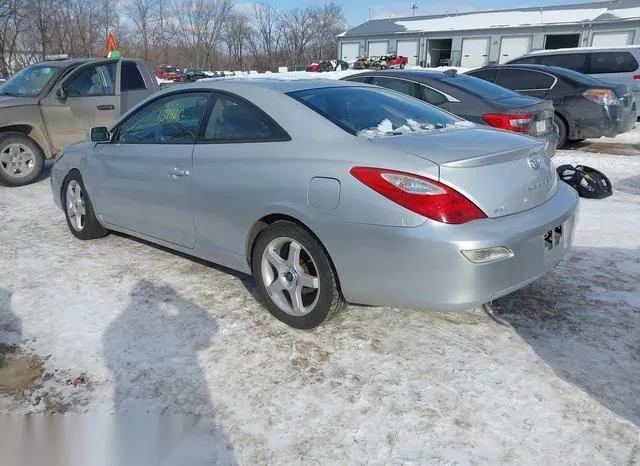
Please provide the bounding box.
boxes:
[115,92,210,144]
[371,77,421,99]
[536,53,588,73]
[66,63,116,97]
[419,85,448,105]
[121,62,147,91]
[589,51,639,74]
[496,69,553,90]
[202,93,289,142]
[467,68,497,82]
[509,56,539,65]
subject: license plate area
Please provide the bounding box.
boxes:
[535,120,547,134]
[544,224,564,255]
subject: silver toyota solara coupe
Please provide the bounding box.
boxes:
[51,79,579,329]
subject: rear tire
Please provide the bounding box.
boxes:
[62,171,108,240]
[0,133,44,187]
[252,221,345,329]
[553,114,568,149]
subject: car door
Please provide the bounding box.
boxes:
[89,90,212,248]
[495,69,554,99]
[39,60,119,153]
[190,92,292,264]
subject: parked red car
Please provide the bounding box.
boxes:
[384,55,408,69]
[154,65,186,82]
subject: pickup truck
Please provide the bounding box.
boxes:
[0,57,159,186]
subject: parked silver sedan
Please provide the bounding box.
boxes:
[51,79,579,329]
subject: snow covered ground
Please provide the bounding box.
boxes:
[0,141,639,463]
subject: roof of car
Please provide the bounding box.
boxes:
[528,45,640,55]
[343,69,452,81]
[472,63,584,76]
[189,78,364,93]
[36,57,146,68]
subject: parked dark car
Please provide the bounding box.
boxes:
[341,69,558,152]
[466,64,636,147]
[183,68,208,82]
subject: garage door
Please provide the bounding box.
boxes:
[499,36,531,64]
[397,40,418,66]
[340,42,360,62]
[368,41,388,57]
[591,31,634,47]
[461,37,490,69]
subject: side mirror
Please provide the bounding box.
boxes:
[90,126,110,143]
[55,87,67,100]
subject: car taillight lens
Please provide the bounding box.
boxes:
[350,167,487,225]
[633,74,640,80]
[583,89,619,106]
[482,113,533,133]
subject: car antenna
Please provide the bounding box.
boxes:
[443,68,457,77]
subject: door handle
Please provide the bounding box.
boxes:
[169,167,189,177]
[96,104,115,110]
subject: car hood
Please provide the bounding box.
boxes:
[0,95,38,108]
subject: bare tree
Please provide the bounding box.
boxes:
[173,0,231,69]
[224,12,250,69]
[311,3,344,61]
[26,0,60,59]
[124,0,158,60]
[153,0,174,64]
[249,1,280,69]
[280,7,317,69]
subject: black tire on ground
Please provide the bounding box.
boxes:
[252,221,346,329]
[0,132,45,187]
[62,171,109,240]
[400,63,406,69]
[568,138,585,143]
[554,114,568,149]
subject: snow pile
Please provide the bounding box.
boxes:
[357,118,474,137]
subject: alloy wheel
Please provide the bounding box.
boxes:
[260,237,320,316]
[66,180,86,232]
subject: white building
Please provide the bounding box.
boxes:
[337,0,640,68]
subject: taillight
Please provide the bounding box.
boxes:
[350,167,487,225]
[633,74,640,80]
[583,89,619,106]
[482,113,533,133]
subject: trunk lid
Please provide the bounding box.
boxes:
[368,126,557,218]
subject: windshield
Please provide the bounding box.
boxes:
[443,74,518,100]
[288,86,462,137]
[164,67,181,73]
[0,64,61,97]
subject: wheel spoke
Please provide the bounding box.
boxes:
[287,241,302,270]
[77,203,86,216]
[266,278,285,295]
[291,285,305,314]
[266,248,287,273]
[76,212,83,230]
[0,150,10,164]
[298,273,318,289]
[9,144,20,157]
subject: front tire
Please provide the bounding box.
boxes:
[0,133,45,187]
[62,172,108,240]
[252,221,345,329]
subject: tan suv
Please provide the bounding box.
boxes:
[0,58,158,186]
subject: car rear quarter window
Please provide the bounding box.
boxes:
[536,53,588,73]
[508,56,539,65]
[496,69,555,90]
[466,68,497,82]
[345,76,371,83]
[589,51,639,74]
[419,86,448,106]
[122,62,147,91]
[202,93,290,142]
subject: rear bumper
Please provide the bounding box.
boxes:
[534,130,558,157]
[571,103,636,139]
[319,182,579,311]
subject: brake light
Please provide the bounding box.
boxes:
[633,74,640,80]
[350,167,486,224]
[482,113,533,133]
[583,89,619,106]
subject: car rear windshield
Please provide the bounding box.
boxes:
[0,64,61,97]
[442,74,518,100]
[287,86,460,136]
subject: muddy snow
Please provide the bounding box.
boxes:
[0,148,639,464]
